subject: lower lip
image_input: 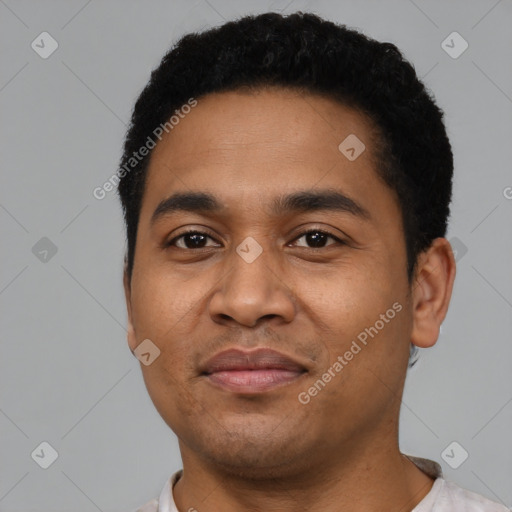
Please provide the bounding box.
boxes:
[205,369,306,393]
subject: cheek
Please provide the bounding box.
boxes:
[130,266,204,339]
[303,266,396,327]
[129,268,209,388]
[304,265,409,382]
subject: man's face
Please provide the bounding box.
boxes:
[124,88,415,478]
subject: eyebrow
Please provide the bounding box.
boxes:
[151,189,371,225]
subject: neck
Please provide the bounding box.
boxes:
[173,433,434,512]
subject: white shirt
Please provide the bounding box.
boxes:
[135,455,509,512]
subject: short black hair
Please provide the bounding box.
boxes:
[118,11,453,283]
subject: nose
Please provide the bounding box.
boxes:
[208,242,296,328]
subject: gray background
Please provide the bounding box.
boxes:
[1,0,511,510]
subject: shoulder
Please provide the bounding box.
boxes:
[435,479,510,511]
[133,470,181,512]
[134,497,158,512]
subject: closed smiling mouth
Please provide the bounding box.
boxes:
[201,348,308,393]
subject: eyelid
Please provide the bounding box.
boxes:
[289,224,346,242]
[165,227,221,249]
[288,228,345,249]
[165,225,346,250]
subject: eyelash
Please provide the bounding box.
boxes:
[166,228,345,250]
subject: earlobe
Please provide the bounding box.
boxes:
[123,265,138,353]
[410,238,456,349]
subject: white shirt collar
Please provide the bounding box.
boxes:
[157,469,182,512]
[153,455,442,512]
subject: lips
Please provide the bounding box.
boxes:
[202,348,307,393]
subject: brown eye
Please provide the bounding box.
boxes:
[168,230,219,249]
[291,230,343,249]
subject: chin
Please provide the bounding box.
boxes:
[190,425,318,481]
[204,449,312,481]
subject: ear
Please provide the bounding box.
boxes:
[123,261,138,353]
[410,237,456,349]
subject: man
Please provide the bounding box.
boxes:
[117,12,508,512]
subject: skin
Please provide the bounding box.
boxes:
[123,87,456,512]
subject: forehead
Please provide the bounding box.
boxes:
[141,87,394,222]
